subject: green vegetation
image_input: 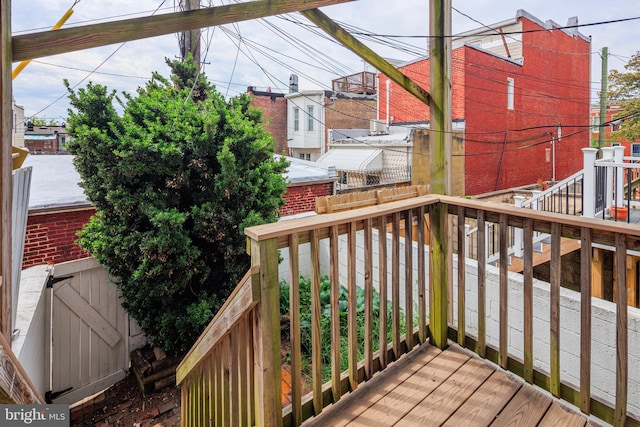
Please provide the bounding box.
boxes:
[280,275,405,382]
[609,51,640,142]
[64,56,289,354]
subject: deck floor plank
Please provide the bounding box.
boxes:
[303,342,594,427]
[303,344,441,427]
[441,369,522,426]
[490,383,552,426]
[538,402,587,427]
[346,346,470,426]
[395,356,495,426]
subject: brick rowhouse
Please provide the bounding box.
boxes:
[378,10,591,195]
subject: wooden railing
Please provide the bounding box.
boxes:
[177,195,640,426]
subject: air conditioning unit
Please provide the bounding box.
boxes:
[370,119,389,135]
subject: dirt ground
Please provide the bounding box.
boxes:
[70,373,181,426]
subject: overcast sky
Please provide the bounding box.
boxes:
[10,0,640,122]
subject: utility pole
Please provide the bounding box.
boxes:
[181,0,201,65]
[429,0,451,350]
[597,47,608,152]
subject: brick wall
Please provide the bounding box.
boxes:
[378,14,590,195]
[23,207,94,269]
[324,96,377,148]
[280,182,332,216]
[249,89,288,155]
[22,182,331,268]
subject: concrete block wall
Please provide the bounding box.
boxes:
[279,229,640,417]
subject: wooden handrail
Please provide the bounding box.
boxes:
[176,270,258,384]
[0,331,44,404]
[179,195,640,426]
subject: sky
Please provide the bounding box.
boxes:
[10,0,640,123]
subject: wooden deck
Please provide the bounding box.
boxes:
[303,343,599,427]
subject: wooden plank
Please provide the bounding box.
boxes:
[330,225,341,402]
[302,8,431,106]
[378,215,388,370]
[417,207,427,344]
[550,222,561,397]
[288,234,302,426]
[55,282,121,347]
[499,214,508,369]
[477,210,487,358]
[229,327,240,426]
[348,222,358,392]
[538,402,587,427]
[363,218,374,379]
[580,227,592,415]
[591,247,605,299]
[304,344,441,427]
[429,202,449,349]
[509,237,580,273]
[404,210,413,351]
[392,212,401,359]
[251,238,282,427]
[627,256,637,307]
[442,369,522,426]
[347,346,471,426]
[1,0,12,343]
[490,384,552,426]
[457,206,466,346]
[310,229,323,416]
[523,218,534,384]
[614,233,628,427]
[13,0,354,61]
[396,356,495,425]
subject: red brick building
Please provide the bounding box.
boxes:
[248,87,288,155]
[378,10,591,195]
[24,124,71,154]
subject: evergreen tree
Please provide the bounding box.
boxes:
[609,51,640,142]
[65,57,288,354]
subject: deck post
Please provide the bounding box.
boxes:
[613,145,625,207]
[602,147,614,213]
[428,0,451,350]
[582,148,597,218]
[250,237,282,427]
[513,196,524,257]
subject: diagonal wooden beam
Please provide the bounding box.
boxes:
[12,0,355,62]
[301,8,431,106]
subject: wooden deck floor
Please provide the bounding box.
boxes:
[303,343,601,427]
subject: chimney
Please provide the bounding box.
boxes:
[289,74,299,93]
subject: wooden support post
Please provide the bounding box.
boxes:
[250,238,282,427]
[1,0,13,341]
[627,256,637,308]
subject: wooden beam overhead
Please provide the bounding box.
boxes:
[12,0,355,62]
[302,8,431,106]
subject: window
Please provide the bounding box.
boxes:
[591,115,600,130]
[293,108,299,131]
[507,78,514,110]
[299,153,311,161]
[307,106,314,131]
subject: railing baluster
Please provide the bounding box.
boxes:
[378,214,388,369]
[348,222,358,391]
[230,327,240,426]
[550,222,561,398]
[364,218,374,379]
[238,318,248,426]
[477,210,486,358]
[392,212,401,359]
[288,234,302,426]
[580,227,592,415]
[310,229,323,416]
[222,335,231,426]
[404,209,414,350]
[417,207,427,344]
[523,218,533,384]
[329,226,341,403]
[614,233,628,427]
[499,214,508,369]
[457,206,465,346]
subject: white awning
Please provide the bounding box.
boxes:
[316,149,383,172]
